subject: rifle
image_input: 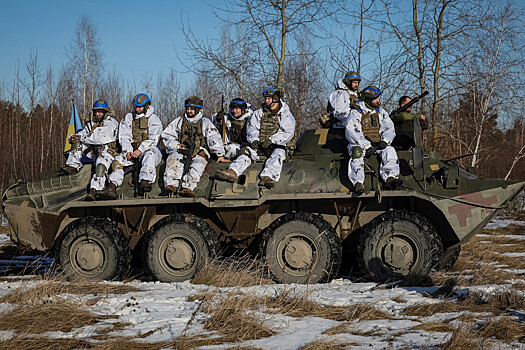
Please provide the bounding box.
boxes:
[177,124,196,193]
[390,91,429,119]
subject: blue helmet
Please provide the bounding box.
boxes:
[132,93,151,107]
[360,86,382,101]
[92,99,110,113]
[229,98,247,112]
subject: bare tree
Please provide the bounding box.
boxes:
[18,47,43,112]
[67,14,104,122]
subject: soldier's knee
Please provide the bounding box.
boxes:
[96,164,107,177]
[351,146,363,159]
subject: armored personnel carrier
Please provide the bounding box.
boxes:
[2,121,524,283]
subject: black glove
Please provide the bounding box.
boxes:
[251,140,261,150]
[215,110,225,123]
[375,141,387,150]
[261,139,273,149]
[365,147,376,158]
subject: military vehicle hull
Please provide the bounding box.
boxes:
[3,128,524,283]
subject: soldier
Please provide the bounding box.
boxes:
[391,95,428,129]
[346,86,401,195]
[62,100,119,201]
[212,97,253,160]
[98,93,163,200]
[162,96,229,197]
[217,88,295,189]
[320,71,362,128]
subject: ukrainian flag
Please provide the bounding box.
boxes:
[63,102,82,153]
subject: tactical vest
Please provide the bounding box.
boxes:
[228,117,246,144]
[179,117,204,158]
[259,111,280,142]
[91,119,118,156]
[360,109,381,143]
[132,114,150,150]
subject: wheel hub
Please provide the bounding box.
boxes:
[381,235,416,271]
[163,238,194,270]
[72,239,104,272]
[282,237,313,269]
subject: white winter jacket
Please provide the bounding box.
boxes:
[246,101,295,146]
[119,106,163,155]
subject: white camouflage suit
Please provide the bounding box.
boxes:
[162,111,225,190]
[329,79,359,128]
[108,106,163,186]
[227,101,295,181]
[65,116,119,191]
[211,104,253,159]
[345,100,400,185]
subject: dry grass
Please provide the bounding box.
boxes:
[191,257,274,287]
[440,322,488,349]
[0,337,91,350]
[480,316,525,343]
[0,279,139,305]
[411,322,456,333]
[301,339,357,350]
[0,298,114,334]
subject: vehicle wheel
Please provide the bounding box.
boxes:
[54,217,131,281]
[358,210,443,282]
[437,245,461,271]
[142,214,221,282]
[259,212,342,284]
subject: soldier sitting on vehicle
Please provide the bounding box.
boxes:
[345,86,402,195]
[390,94,428,150]
[61,100,120,201]
[212,97,254,160]
[320,71,362,128]
[98,93,163,200]
[217,88,295,189]
[162,96,229,197]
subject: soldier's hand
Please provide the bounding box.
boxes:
[375,141,387,150]
[216,110,225,124]
[131,150,142,158]
[261,139,273,149]
[364,147,375,158]
[70,134,81,144]
[250,140,261,150]
[216,156,231,163]
[126,152,133,160]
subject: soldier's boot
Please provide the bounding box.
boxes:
[60,165,79,175]
[385,177,403,190]
[97,182,117,200]
[180,188,195,197]
[139,180,152,194]
[85,188,98,201]
[258,176,276,189]
[216,169,238,183]
[161,185,178,197]
[354,182,365,196]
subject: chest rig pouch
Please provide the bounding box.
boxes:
[132,115,150,150]
[228,117,247,144]
[360,110,381,143]
[179,117,205,158]
[88,119,118,156]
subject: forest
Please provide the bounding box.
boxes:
[1,0,524,195]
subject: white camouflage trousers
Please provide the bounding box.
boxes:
[348,146,400,186]
[66,145,115,191]
[228,146,286,181]
[224,143,242,159]
[164,151,208,190]
[108,147,162,186]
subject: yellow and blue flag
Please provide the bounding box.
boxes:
[63,102,83,153]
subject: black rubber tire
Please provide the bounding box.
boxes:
[54,217,131,281]
[142,214,221,282]
[358,210,443,283]
[259,212,342,284]
[437,245,461,271]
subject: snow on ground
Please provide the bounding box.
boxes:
[0,216,523,349]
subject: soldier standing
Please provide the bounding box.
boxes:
[62,100,120,201]
[212,97,253,160]
[162,96,229,197]
[217,88,295,189]
[346,86,401,195]
[98,93,163,199]
[391,95,428,129]
[320,71,362,128]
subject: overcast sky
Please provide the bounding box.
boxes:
[0,0,221,91]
